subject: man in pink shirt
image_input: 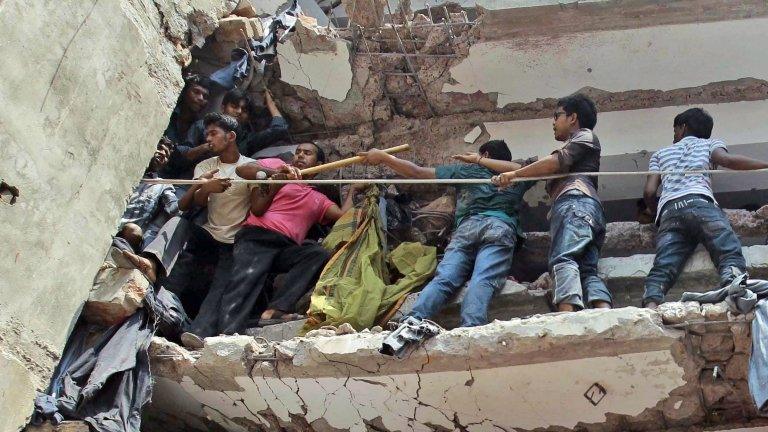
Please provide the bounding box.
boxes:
[216,143,363,333]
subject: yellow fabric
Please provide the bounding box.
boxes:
[302,188,436,333]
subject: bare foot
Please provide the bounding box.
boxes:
[644,301,659,310]
[122,250,157,283]
[557,303,576,312]
[592,301,612,309]
[260,309,278,320]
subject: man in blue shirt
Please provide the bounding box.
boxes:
[359,140,534,327]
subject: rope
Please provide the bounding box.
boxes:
[141,167,768,185]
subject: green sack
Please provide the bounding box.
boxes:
[302,187,436,334]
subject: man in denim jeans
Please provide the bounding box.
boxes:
[493,93,612,312]
[359,140,535,327]
[642,108,768,308]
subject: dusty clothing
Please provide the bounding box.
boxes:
[303,189,437,333]
[223,226,331,334]
[643,196,746,304]
[649,136,727,223]
[120,172,178,246]
[406,215,515,327]
[238,116,290,157]
[193,154,255,244]
[549,190,611,309]
[243,158,335,244]
[160,110,207,181]
[32,238,189,432]
[161,223,234,337]
[750,300,768,414]
[435,164,534,236]
[546,128,601,203]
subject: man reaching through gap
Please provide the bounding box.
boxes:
[359,140,535,327]
[492,93,612,312]
[642,108,768,308]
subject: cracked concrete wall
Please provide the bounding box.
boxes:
[0,1,236,429]
[443,18,768,106]
[145,308,711,431]
[261,0,768,227]
[278,22,354,102]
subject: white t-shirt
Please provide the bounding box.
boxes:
[193,155,255,244]
[649,136,727,222]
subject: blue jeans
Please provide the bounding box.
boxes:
[407,215,516,327]
[643,195,746,305]
[549,191,612,309]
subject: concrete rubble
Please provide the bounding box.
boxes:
[5,0,768,431]
[83,246,150,326]
[144,305,765,431]
[0,0,238,429]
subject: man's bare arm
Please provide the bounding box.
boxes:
[358,149,435,179]
[451,152,523,173]
[322,184,367,223]
[236,161,281,179]
[643,174,661,216]
[711,148,768,170]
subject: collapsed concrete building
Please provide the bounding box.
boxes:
[3,0,768,431]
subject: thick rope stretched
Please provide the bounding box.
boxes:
[141,167,768,185]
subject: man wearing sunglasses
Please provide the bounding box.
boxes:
[491,93,611,312]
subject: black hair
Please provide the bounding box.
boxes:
[300,142,327,164]
[673,108,713,139]
[203,112,239,133]
[479,139,512,161]
[222,88,249,107]
[557,93,598,129]
[183,74,212,93]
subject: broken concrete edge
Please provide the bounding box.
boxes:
[146,305,758,431]
[151,307,687,383]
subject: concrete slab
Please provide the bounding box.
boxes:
[146,308,694,431]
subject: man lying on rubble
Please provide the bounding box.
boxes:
[118,137,179,247]
[491,93,612,312]
[641,108,768,308]
[358,140,535,327]
[156,113,257,345]
[200,143,365,334]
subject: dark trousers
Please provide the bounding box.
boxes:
[549,191,612,309]
[160,223,233,337]
[643,195,746,304]
[221,226,331,335]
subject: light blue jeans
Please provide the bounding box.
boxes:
[406,215,516,327]
[549,191,612,309]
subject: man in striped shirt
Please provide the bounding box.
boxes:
[643,108,768,308]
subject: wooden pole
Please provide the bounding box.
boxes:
[298,144,411,175]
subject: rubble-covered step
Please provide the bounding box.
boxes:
[403,245,768,328]
[519,207,768,262]
[246,318,306,341]
[144,306,755,432]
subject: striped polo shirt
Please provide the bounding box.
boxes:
[649,136,727,222]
